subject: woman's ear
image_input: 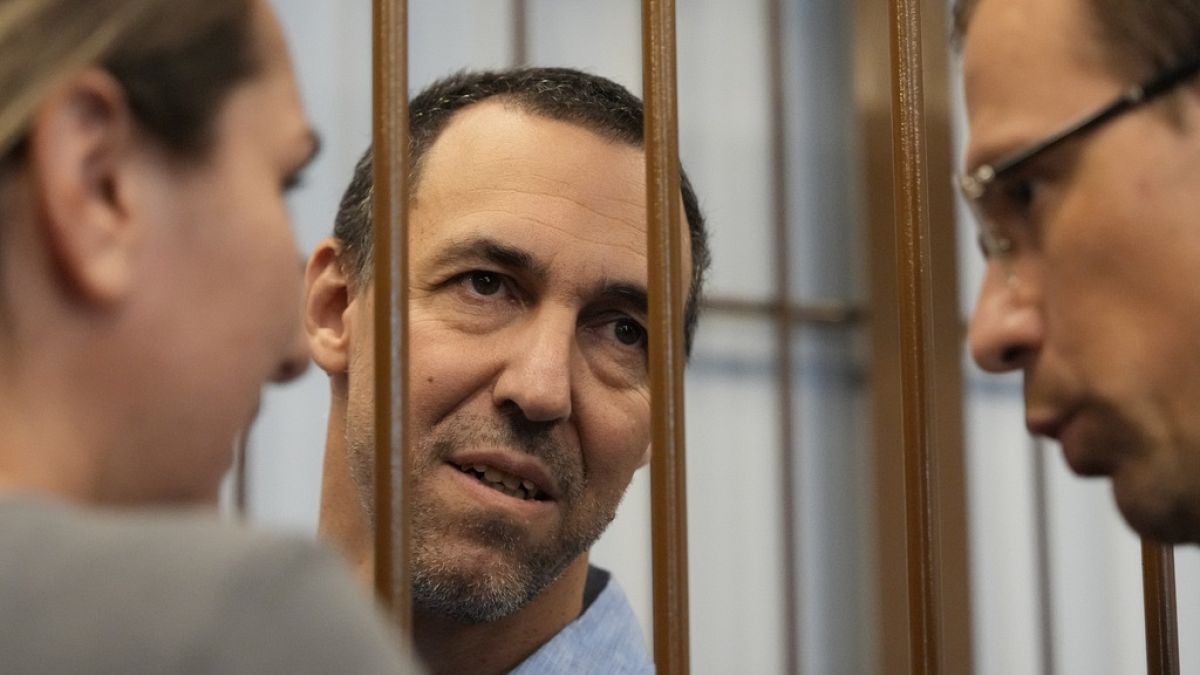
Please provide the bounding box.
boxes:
[305,237,355,375]
[28,68,138,305]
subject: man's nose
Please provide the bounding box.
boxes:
[492,315,574,422]
[968,260,1045,372]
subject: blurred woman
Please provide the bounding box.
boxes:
[0,1,414,670]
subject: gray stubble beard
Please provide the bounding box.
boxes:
[347,413,623,624]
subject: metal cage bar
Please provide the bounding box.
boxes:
[765,0,801,672]
[642,0,691,672]
[371,0,412,630]
[1141,542,1180,675]
[887,0,942,671]
[859,0,971,668]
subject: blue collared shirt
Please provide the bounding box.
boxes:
[510,567,654,674]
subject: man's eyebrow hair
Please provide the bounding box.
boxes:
[427,237,548,278]
[593,282,648,315]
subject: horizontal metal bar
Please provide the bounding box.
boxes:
[701,296,865,325]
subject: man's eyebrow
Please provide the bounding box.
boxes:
[427,237,548,278]
[592,282,648,316]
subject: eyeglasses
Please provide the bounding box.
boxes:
[958,55,1200,259]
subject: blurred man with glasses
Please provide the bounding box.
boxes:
[956,0,1200,542]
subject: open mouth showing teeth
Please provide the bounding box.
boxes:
[457,464,547,501]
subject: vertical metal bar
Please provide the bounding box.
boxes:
[642,0,690,672]
[859,0,970,668]
[511,0,529,67]
[371,0,412,630]
[857,0,910,665]
[1031,438,1056,675]
[887,0,941,672]
[915,0,973,667]
[1141,541,1180,675]
[765,0,800,672]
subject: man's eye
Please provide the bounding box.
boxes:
[466,271,503,296]
[983,172,1048,248]
[613,318,647,347]
[1003,176,1040,212]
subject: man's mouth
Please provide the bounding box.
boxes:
[455,463,548,502]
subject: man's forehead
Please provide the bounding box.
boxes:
[422,102,643,183]
[962,0,1115,169]
[411,100,693,293]
[412,104,648,240]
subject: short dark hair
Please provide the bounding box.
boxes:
[333,67,711,354]
[953,0,1200,83]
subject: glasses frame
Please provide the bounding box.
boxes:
[958,55,1200,257]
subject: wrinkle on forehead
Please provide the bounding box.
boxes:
[461,185,645,228]
[409,99,694,300]
[466,210,651,260]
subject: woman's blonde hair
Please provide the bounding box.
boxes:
[0,0,257,164]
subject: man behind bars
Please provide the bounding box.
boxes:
[0,0,420,671]
[304,67,710,673]
[956,0,1200,543]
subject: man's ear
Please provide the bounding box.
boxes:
[27,68,138,304]
[305,237,356,375]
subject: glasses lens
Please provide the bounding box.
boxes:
[959,172,1014,258]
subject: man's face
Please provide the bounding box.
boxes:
[344,101,691,620]
[964,0,1200,541]
[118,1,315,502]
